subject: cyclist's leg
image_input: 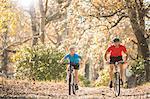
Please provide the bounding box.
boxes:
[75,70,79,84]
[74,64,79,84]
[119,64,124,81]
[109,57,115,81]
[109,64,114,81]
[117,56,124,81]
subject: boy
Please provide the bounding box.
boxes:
[60,46,82,90]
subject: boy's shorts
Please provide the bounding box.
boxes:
[70,63,80,70]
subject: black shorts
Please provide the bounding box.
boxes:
[70,63,80,70]
[110,56,123,64]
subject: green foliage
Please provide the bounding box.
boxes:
[13,46,66,81]
[79,75,91,87]
[94,69,109,86]
[130,58,145,84]
[130,58,145,76]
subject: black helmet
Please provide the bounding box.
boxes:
[113,38,120,42]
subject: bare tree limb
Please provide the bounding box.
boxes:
[99,9,124,17]
[145,34,150,39]
[45,0,72,25]
[45,11,62,25]
[88,14,100,21]
[0,38,31,54]
[138,0,143,7]
[131,39,138,45]
[62,0,72,8]
[45,0,49,14]
[0,48,16,53]
[146,14,150,19]
[110,15,128,28]
[46,35,57,45]
[129,54,137,60]
[7,37,32,48]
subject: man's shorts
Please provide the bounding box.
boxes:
[110,56,123,64]
[70,63,80,70]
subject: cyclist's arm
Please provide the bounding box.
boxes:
[105,46,111,61]
[104,51,109,61]
[60,54,69,63]
[124,51,128,62]
[123,46,128,62]
[60,58,65,63]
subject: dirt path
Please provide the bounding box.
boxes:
[0,80,150,99]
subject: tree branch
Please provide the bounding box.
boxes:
[99,9,123,17]
[45,0,72,25]
[46,35,57,45]
[145,34,150,39]
[7,37,32,48]
[110,15,128,28]
[131,39,138,45]
[45,11,63,25]
[45,0,49,14]
[0,48,16,53]
[62,0,72,9]
[146,14,150,19]
[88,14,100,21]
[129,54,137,60]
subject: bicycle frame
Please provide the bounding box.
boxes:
[113,61,124,96]
[68,65,74,84]
[68,64,76,95]
[114,62,120,73]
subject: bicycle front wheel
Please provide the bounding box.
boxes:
[114,72,120,96]
[69,74,71,95]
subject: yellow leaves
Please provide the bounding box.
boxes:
[91,0,124,11]
[11,52,20,63]
[0,0,19,35]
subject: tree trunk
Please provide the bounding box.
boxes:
[29,4,39,46]
[85,63,90,79]
[1,21,8,74]
[39,0,46,44]
[127,2,150,81]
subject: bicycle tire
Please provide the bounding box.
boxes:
[69,74,71,95]
[72,83,76,94]
[114,72,120,96]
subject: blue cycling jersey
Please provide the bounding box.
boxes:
[64,53,81,64]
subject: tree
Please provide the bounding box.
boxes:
[26,0,39,46]
[0,0,18,74]
[126,0,150,81]
[90,0,150,81]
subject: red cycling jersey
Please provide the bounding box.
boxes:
[107,44,127,57]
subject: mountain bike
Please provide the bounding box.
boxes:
[62,63,77,95]
[113,61,124,96]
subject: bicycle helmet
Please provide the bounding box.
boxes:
[113,38,120,42]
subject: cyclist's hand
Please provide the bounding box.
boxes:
[124,60,127,64]
[59,60,63,64]
[106,60,110,64]
[79,61,83,65]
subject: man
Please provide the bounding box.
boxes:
[104,38,128,88]
[60,46,82,90]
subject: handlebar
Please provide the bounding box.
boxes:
[106,61,126,65]
[60,62,78,66]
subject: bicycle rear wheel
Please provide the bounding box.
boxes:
[114,72,120,96]
[72,83,76,95]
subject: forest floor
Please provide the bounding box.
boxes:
[0,79,150,99]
